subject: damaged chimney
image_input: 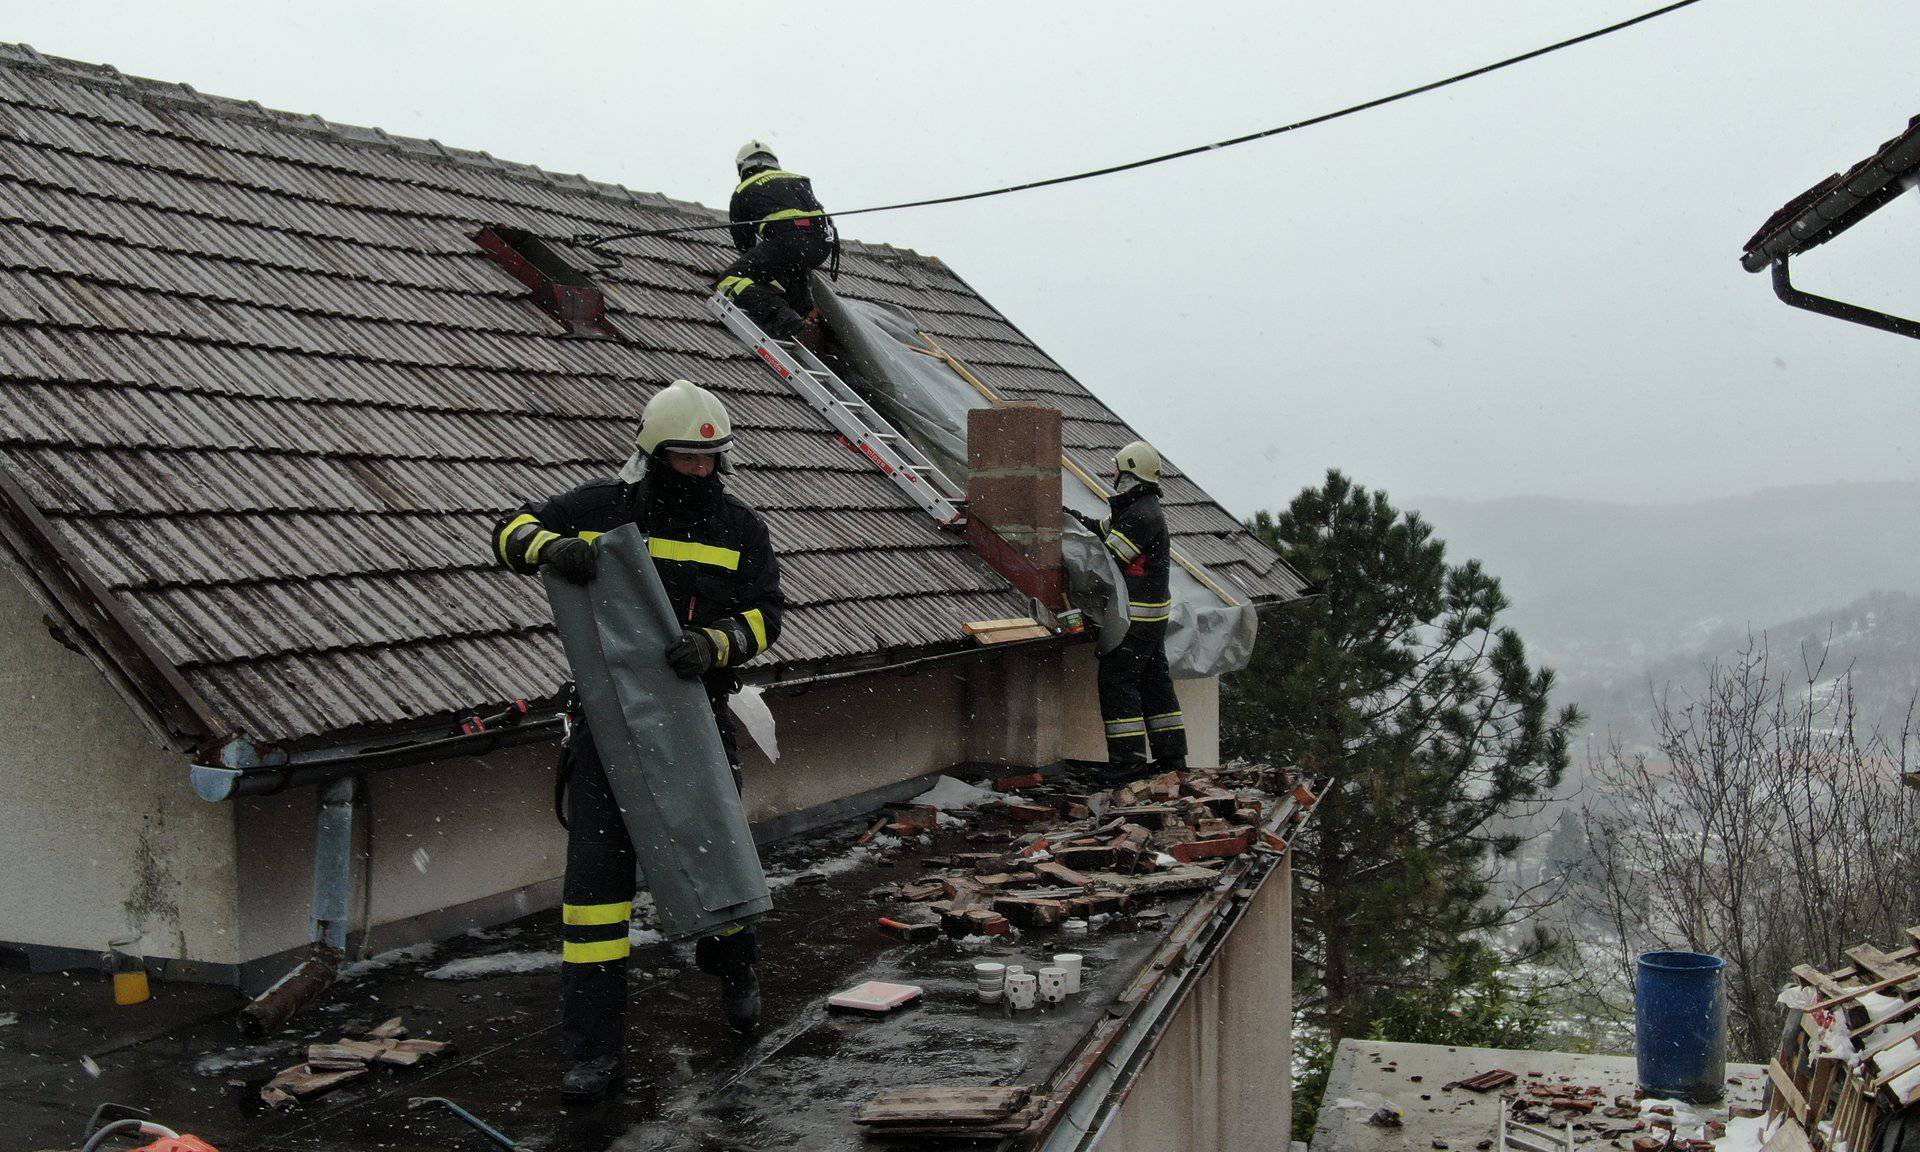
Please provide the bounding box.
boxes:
[965,403,1065,609]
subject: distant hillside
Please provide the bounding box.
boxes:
[1414,482,1920,683]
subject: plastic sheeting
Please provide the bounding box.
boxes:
[813,280,1257,677]
[543,525,772,940]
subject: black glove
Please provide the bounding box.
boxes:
[666,628,720,679]
[1066,507,1099,532]
[541,536,596,584]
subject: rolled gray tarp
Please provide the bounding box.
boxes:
[813,279,1257,676]
[543,525,772,940]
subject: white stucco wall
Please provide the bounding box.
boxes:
[1099,854,1292,1152]
[0,569,240,968]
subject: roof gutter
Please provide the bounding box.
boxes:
[1769,257,1920,343]
[190,702,563,801]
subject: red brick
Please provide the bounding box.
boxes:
[992,771,1043,792]
[1168,831,1253,863]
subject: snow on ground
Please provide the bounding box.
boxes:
[0,1013,15,1027]
[766,835,900,891]
[912,775,998,810]
[339,941,439,980]
[193,1043,285,1077]
[425,950,559,980]
[1717,1112,1774,1152]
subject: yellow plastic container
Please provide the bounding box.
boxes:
[108,934,150,1005]
[113,969,151,1006]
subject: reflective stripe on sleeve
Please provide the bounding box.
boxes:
[742,608,769,655]
[562,901,632,926]
[1106,531,1141,562]
[496,513,538,565]
[525,529,562,563]
[562,937,631,965]
[648,538,743,570]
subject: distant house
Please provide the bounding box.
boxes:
[0,44,1306,991]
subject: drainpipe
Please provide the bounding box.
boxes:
[238,775,359,1037]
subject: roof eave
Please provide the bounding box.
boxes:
[0,465,226,751]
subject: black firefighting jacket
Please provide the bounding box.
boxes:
[728,168,831,252]
[493,476,784,677]
[1100,483,1172,624]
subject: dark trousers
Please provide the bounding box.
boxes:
[717,226,831,338]
[561,697,756,1062]
[1096,619,1187,768]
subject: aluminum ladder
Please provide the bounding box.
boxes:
[704,292,967,527]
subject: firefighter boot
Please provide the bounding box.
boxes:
[721,965,762,1034]
[561,1054,625,1103]
[696,927,762,1034]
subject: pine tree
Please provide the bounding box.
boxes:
[1224,470,1580,1041]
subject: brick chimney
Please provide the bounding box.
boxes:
[965,403,1064,608]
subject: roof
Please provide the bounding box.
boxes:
[0,766,1292,1148]
[1310,1040,1768,1152]
[1741,113,1920,272]
[0,44,1302,748]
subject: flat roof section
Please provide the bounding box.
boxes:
[1311,1040,1767,1152]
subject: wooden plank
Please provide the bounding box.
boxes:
[1849,994,1920,1037]
[1794,964,1850,1000]
[1846,945,1920,992]
[974,624,1052,645]
[961,617,1040,636]
[1805,1058,1837,1123]
[1859,1016,1920,1061]
[1760,1116,1813,1152]
[1769,1058,1809,1122]
[1810,968,1919,1011]
[1871,1047,1920,1091]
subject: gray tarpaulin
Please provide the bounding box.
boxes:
[813,279,1257,676]
[543,525,771,940]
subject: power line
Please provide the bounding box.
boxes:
[573,0,1707,257]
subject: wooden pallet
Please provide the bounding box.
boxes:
[1769,925,1920,1152]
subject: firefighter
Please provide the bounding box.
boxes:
[718,140,836,343]
[492,379,784,1103]
[1082,441,1185,785]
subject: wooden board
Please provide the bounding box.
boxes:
[974,624,1052,645]
[1760,1116,1813,1152]
[961,617,1041,636]
[857,1084,1030,1125]
[1768,1058,1809,1122]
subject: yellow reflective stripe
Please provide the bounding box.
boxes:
[525,529,562,563]
[562,901,632,926]
[496,513,537,564]
[719,275,753,298]
[712,923,748,937]
[1146,712,1185,731]
[1108,530,1141,560]
[577,530,602,544]
[757,207,822,234]
[563,937,631,964]
[704,627,732,667]
[1104,716,1146,735]
[648,538,742,570]
[734,169,800,193]
[742,608,769,654]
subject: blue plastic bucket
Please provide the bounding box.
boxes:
[1635,951,1728,1102]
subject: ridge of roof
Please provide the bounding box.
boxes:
[0,42,729,227]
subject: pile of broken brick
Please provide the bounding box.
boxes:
[1446,1070,1755,1152]
[258,1016,448,1108]
[861,765,1288,944]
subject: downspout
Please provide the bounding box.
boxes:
[238,775,360,1036]
[1771,257,1920,342]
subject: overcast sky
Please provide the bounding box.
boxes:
[4,0,1915,518]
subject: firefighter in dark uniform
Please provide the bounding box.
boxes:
[492,379,784,1103]
[718,140,835,341]
[1084,441,1185,784]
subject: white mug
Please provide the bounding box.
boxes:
[1007,973,1037,1010]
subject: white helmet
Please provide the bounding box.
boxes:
[637,379,734,456]
[736,140,778,176]
[1114,440,1162,485]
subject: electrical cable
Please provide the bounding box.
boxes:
[571,0,1707,258]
